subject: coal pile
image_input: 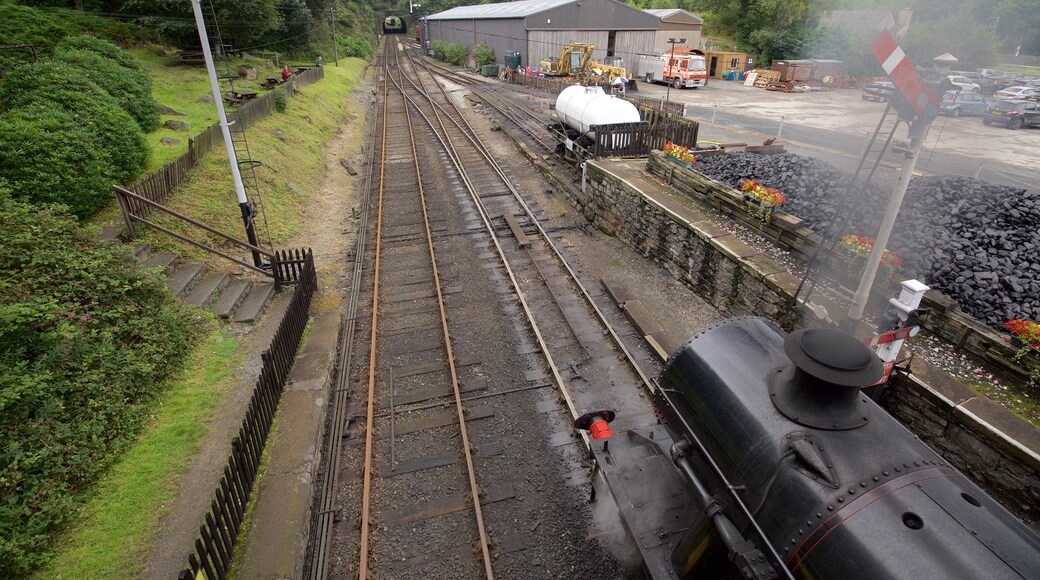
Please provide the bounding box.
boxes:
[693,153,1040,328]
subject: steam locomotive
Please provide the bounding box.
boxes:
[579,317,1040,579]
[382,15,406,34]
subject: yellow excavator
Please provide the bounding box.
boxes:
[539,43,630,86]
[539,42,594,77]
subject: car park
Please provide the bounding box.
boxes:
[940,90,988,117]
[862,81,896,102]
[946,75,980,92]
[993,86,1040,101]
[982,99,1040,129]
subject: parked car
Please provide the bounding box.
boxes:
[940,90,988,117]
[862,81,896,102]
[993,86,1040,101]
[946,75,980,92]
[951,70,982,82]
[982,99,1040,129]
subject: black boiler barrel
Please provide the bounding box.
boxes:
[660,317,1040,579]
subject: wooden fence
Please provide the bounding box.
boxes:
[592,118,699,158]
[178,249,317,580]
[126,66,325,209]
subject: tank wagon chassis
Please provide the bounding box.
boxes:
[546,119,648,162]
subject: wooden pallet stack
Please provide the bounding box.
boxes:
[752,70,780,88]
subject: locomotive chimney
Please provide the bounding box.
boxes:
[769,327,884,430]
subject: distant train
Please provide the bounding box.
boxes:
[579,317,1040,579]
[383,15,406,34]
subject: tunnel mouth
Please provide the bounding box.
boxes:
[769,328,885,430]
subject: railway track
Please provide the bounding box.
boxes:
[308,38,665,579]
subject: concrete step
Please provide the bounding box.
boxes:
[211,280,252,319]
[233,282,276,323]
[184,272,230,308]
[142,251,179,274]
[167,263,206,298]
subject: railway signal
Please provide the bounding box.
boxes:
[869,29,939,121]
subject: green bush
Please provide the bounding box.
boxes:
[54,48,159,131]
[0,62,148,184]
[0,198,196,576]
[472,43,495,67]
[432,40,467,66]
[274,86,289,112]
[0,105,118,217]
[338,34,373,59]
[55,35,143,72]
[0,3,143,70]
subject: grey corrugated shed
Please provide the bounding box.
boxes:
[427,0,574,20]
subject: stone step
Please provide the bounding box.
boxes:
[168,263,206,298]
[142,251,179,274]
[185,272,231,308]
[212,280,252,319]
[133,244,151,263]
[233,282,276,323]
[98,225,123,243]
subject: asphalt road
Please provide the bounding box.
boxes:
[631,79,1039,192]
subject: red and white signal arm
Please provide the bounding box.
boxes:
[870,30,939,121]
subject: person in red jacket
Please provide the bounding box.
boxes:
[281,64,292,81]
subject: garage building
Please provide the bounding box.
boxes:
[424,0,659,71]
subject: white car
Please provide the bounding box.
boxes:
[946,75,980,92]
[993,86,1040,101]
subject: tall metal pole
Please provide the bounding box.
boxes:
[190,0,263,267]
[665,38,676,109]
[328,9,339,67]
[842,118,931,333]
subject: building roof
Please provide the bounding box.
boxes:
[427,0,575,20]
[644,8,703,24]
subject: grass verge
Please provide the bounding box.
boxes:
[91,55,366,265]
[34,325,243,579]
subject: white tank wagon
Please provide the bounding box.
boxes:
[548,85,646,161]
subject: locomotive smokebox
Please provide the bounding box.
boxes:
[769,328,883,430]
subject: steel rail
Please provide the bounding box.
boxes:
[357,37,392,578]
[393,51,591,452]
[412,51,795,578]
[388,43,496,579]
[405,52,657,394]
[308,39,379,578]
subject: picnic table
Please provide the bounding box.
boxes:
[231,89,258,102]
[223,88,258,105]
[261,77,283,89]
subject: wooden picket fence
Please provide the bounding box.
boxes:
[592,117,699,159]
[126,66,325,210]
[178,249,316,580]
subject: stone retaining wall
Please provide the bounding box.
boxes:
[882,373,1040,527]
[645,151,1040,383]
[579,159,800,328]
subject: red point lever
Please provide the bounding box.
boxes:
[574,410,616,440]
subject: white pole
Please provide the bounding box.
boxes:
[711,104,717,124]
[190,0,247,206]
[844,119,932,331]
[777,115,784,138]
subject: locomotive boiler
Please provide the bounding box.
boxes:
[579,317,1040,579]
